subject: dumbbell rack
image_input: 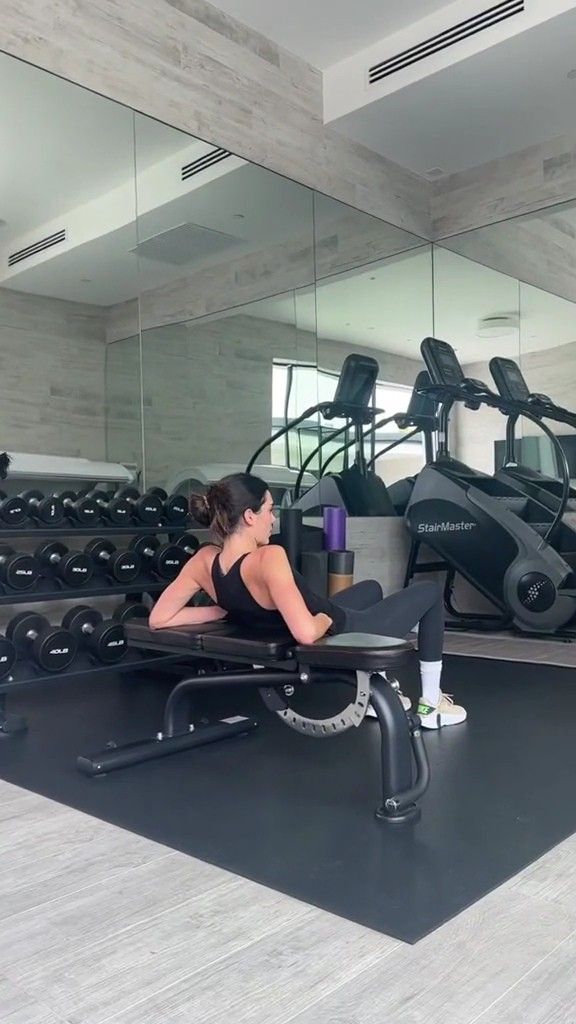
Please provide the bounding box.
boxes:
[0,518,198,734]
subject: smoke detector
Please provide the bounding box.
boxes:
[477,314,519,337]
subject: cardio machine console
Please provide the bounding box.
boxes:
[489,357,531,402]
[420,337,465,387]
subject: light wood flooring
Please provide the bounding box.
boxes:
[444,629,576,668]
[1,777,574,1024]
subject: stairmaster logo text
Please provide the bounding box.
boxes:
[417,521,476,534]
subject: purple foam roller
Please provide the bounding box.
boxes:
[323,505,346,552]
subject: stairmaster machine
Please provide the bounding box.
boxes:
[490,355,576,513]
[404,337,576,635]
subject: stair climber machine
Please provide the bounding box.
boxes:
[247,353,395,516]
[290,369,439,517]
[404,336,576,636]
[490,355,576,513]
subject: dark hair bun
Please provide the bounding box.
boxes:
[189,490,212,527]
[190,474,268,539]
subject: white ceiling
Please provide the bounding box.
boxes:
[0,52,192,238]
[333,6,576,175]
[204,0,449,69]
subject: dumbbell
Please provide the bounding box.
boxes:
[0,491,28,525]
[175,533,200,559]
[35,541,94,588]
[84,538,141,584]
[0,545,40,591]
[129,535,188,580]
[115,486,163,524]
[83,490,132,525]
[58,490,100,525]
[7,612,77,672]
[62,606,127,665]
[0,632,17,679]
[112,599,150,624]
[147,487,188,524]
[20,490,64,524]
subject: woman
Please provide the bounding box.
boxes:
[149,473,466,729]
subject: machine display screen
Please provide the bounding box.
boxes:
[421,337,465,386]
[490,358,531,401]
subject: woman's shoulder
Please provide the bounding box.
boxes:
[187,543,220,573]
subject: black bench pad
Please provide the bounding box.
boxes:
[126,622,415,670]
[295,632,415,670]
[125,621,226,651]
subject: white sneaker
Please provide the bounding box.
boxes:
[366,690,411,718]
[417,693,467,729]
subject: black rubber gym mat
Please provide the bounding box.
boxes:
[0,656,575,943]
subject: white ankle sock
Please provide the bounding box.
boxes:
[420,660,442,706]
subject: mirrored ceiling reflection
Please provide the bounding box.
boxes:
[439,199,576,413]
[0,52,138,464]
[435,198,576,479]
[314,245,433,381]
[129,113,316,338]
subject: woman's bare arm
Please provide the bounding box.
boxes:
[262,547,332,644]
[148,549,227,629]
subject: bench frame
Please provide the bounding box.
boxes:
[77,624,430,825]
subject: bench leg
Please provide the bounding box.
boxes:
[369,673,429,825]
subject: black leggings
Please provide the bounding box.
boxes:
[331,580,444,661]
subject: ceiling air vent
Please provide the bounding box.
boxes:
[8,228,66,267]
[368,0,525,85]
[181,147,231,181]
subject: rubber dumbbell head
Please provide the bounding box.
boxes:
[21,490,64,524]
[35,541,94,587]
[0,545,40,591]
[87,490,132,525]
[115,486,163,524]
[129,535,188,580]
[174,533,200,558]
[62,605,127,665]
[7,611,77,672]
[147,487,188,524]
[0,491,28,525]
[112,600,149,624]
[85,538,141,584]
[59,490,100,525]
[0,634,16,678]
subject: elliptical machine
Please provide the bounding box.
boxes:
[404,337,576,635]
[490,355,576,513]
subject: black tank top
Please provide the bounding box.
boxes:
[211,552,346,634]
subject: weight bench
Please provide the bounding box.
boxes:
[77,622,430,824]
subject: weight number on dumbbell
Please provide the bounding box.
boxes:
[21,490,64,524]
[129,535,188,579]
[58,490,100,524]
[115,487,163,524]
[85,538,141,584]
[7,612,77,672]
[36,541,94,588]
[62,606,127,665]
[0,545,40,591]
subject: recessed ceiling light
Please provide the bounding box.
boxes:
[567,69,576,78]
[345,322,351,326]
[368,326,375,330]
[232,213,245,219]
[80,277,92,283]
[369,276,376,281]
[477,314,519,337]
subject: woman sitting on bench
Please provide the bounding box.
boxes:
[149,473,466,729]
